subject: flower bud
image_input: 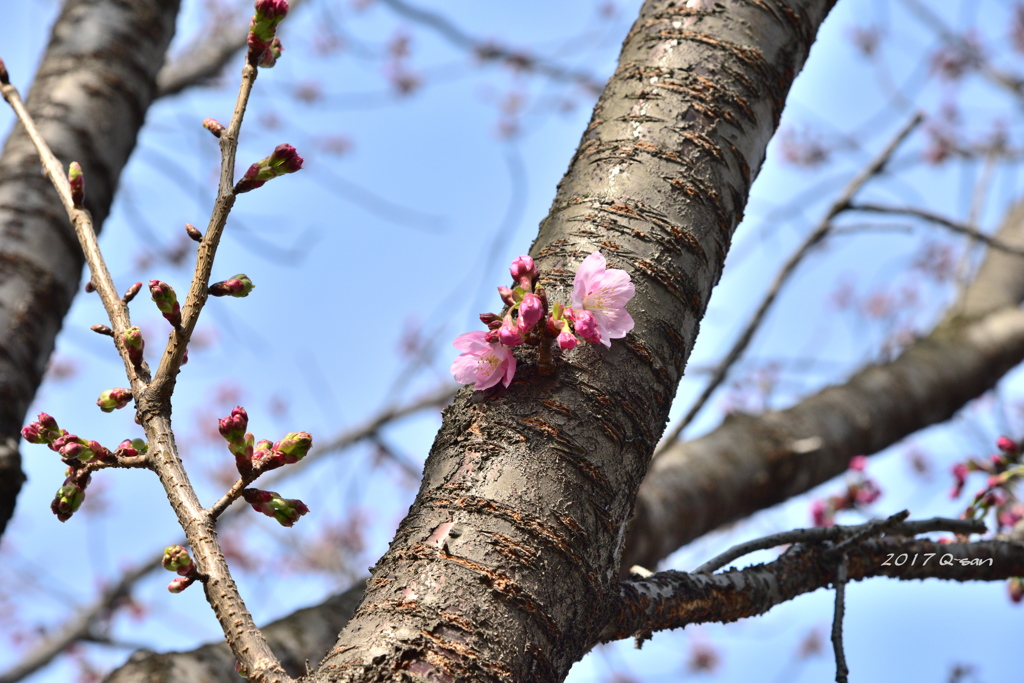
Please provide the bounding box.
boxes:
[186,223,203,242]
[497,286,515,307]
[219,406,249,443]
[97,387,132,413]
[123,327,145,366]
[518,293,543,331]
[162,545,195,575]
[557,328,578,351]
[68,162,85,208]
[570,309,601,344]
[84,281,95,293]
[498,314,523,347]
[1009,577,1024,604]
[91,324,113,337]
[509,255,537,289]
[996,436,1018,454]
[273,431,312,464]
[258,37,284,68]
[149,280,182,327]
[114,439,139,458]
[51,481,85,522]
[235,662,249,679]
[479,312,501,326]
[209,274,255,297]
[123,281,143,304]
[243,488,309,527]
[21,413,63,445]
[202,118,225,138]
[234,145,303,194]
[167,576,195,594]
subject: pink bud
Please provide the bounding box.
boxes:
[518,293,543,331]
[571,309,601,344]
[996,436,1018,453]
[202,118,225,138]
[1009,577,1024,603]
[497,286,515,306]
[479,312,501,326]
[218,406,249,442]
[498,314,524,347]
[510,255,537,288]
[167,576,194,593]
[848,455,868,472]
[557,328,578,351]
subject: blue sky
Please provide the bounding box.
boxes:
[2,1,1023,682]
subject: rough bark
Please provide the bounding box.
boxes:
[312,2,836,682]
[0,0,181,536]
[624,196,1024,571]
[105,585,363,683]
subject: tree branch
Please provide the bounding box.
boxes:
[603,537,1024,642]
[624,193,1024,571]
[656,112,922,453]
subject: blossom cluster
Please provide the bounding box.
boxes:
[242,488,310,527]
[810,455,882,527]
[450,251,635,390]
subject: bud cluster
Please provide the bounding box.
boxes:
[248,0,289,67]
[450,251,635,391]
[234,144,304,194]
[810,455,883,527]
[22,413,147,521]
[242,488,309,527]
[217,406,313,478]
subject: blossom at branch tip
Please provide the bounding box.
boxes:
[570,251,635,347]
[450,330,516,390]
[218,406,249,443]
[234,144,304,194]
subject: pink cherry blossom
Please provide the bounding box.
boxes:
[570,251,635,347]
[450,331,516,389]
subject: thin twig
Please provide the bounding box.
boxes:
[693,513,982,574]
[378,0,606,94]
[149,63,258,400]
[825,510,909,557]
[655,112,923,456]
[0,385,452,683]
[846,203,1024,256]
[831,555,849,683]
[0,74,149,388]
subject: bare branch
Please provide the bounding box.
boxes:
[378,0,607,94]
[655,113,923,454]
[847,203,1024,257]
